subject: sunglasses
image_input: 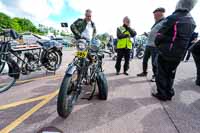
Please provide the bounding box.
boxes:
[86,15,91,18]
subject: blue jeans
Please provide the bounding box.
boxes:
[142,46,158,75]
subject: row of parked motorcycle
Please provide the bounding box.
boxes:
[0,28,109,119]
[103,35,146,60]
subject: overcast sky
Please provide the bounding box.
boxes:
[0,0,199,36]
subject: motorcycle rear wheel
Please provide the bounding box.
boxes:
[96,72,108,100]
[44,51,62,71]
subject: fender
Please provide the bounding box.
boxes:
[51,47,63,56]
[7,57,20,79]
[65,63,77,75]
[56,49,63,56]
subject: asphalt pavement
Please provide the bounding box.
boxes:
[0,49,200,133]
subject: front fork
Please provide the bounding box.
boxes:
[70,58,87,102]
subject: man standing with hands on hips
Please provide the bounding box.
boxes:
[115,16,137,75]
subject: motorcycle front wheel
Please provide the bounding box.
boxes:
[0,61,16,93]
[57,71,78,118]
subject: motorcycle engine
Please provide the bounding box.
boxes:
[22,52,39,74]
[24,52,37,62]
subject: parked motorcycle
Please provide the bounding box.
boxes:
[112,43,145,60]
[135,43,145,59]
[57,38,108,118]
[0,29,63,93]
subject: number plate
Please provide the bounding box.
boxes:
[76,51,88,58]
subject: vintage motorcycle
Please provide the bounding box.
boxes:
[57,38,108,118]
[0,29,63,93]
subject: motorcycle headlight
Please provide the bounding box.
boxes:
[77,39,87,51]
[77,42,86,51]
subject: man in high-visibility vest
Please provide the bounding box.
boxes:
[115,16,137,75]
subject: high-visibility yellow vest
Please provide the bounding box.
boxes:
[117,26,132,49]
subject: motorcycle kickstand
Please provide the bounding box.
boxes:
[81,83,97,100]
[88,84,96,100]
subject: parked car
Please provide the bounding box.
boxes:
[52,38,69,47]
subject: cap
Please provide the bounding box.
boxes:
[153,7,165,13]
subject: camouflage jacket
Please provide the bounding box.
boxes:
[70,18,96,40]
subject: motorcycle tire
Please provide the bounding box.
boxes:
[96,72,108,100]
[136,50,145,59]
[0,61,17,93]
[44,51,62,71]
[57,72,77,118]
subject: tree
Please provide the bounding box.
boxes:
[60,31,67,36]
[11,18,22,32]
[0,12,57,35]
[0,12,12,28]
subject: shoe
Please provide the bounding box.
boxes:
[151,92,172,101]
[137,72,147,77]
[124,72,129,75]
[116,72,120,75]
[150,75,156,82]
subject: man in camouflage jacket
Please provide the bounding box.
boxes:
[70,9,96,40]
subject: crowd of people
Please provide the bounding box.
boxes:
[70,0,199,102]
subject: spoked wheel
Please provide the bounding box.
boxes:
[57,71,78,118]
[0,61,16,93]
[45,51,62,71]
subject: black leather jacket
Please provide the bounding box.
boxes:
[155,10,196,61]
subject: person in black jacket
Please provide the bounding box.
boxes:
[191,39,200,86]
[152,0,198,101]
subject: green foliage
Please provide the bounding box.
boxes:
[0,12,46,35]
[11,18,22,32]
[0,12,12,28]
[96,33,110,45]
[60,31,67,36]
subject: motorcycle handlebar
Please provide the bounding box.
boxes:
[0,28,19,40]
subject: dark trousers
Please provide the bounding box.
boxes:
[155,55,180,98]
[115,49,130,72]
[130,48,134,59]
[142,46,158,75]
[192,53,200,83]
